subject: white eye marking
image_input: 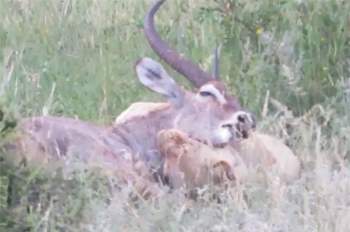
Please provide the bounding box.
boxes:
[198,84,226,104]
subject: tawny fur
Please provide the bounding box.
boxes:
[157,129,247,189]
[115,102,170,124]
[237,132,300,182]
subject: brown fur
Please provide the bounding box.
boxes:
[3,116,161,199]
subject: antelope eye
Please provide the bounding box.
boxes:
[199,91,214,97]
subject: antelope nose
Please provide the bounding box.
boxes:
[235,111,256,138]
[222,111,256,140]
[237,111,256,129]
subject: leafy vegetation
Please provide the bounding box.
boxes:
[0,0,350,231]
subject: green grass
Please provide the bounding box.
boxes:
[0,0,350,231]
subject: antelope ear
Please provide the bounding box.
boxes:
[135,58,184,107]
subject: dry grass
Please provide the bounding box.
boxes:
[1,0,350,231]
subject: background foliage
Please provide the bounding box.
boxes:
[0,0,350,231]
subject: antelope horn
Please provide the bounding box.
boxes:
[144,0,214,87]
[212,45,221,80]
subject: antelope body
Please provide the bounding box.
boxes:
[3,0,255,193]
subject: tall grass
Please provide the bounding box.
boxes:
[0,0,350,231]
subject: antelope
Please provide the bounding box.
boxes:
[2,0,256,195]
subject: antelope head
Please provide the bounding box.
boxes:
[135,0,255,148]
